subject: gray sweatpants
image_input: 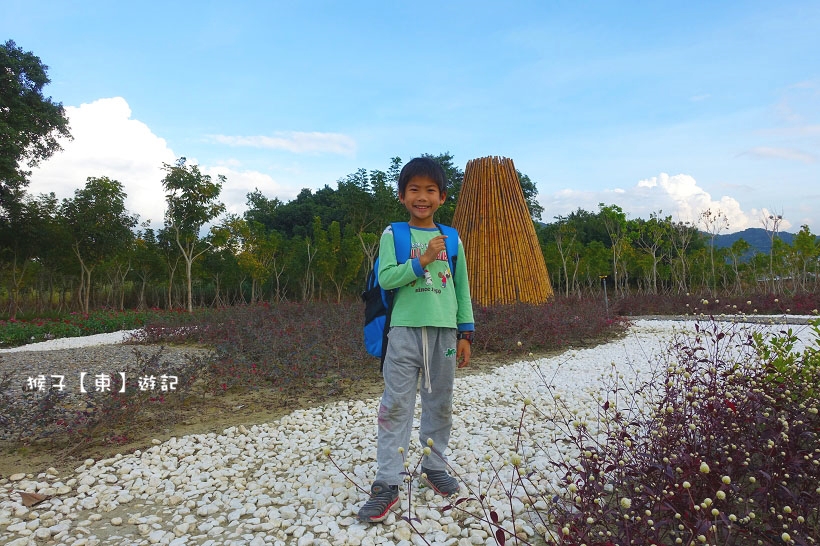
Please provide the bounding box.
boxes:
[375,326,458,486]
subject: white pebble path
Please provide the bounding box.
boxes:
[1,318,814,546]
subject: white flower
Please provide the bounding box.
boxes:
[699,462,710,474]
[620,497,632,509]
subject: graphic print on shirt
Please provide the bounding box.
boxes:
[409,241,451,293]
[424,269,433,286]
[437,270,451,288]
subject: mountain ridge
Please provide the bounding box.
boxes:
[712,227,796,254]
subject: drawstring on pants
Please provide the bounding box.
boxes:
[421,326,432,393]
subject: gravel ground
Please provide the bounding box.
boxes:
[0,334,212,443]
[0,316,816,546]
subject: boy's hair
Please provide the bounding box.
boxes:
[398,157,447,196]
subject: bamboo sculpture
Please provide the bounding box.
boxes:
[452,156,553,305]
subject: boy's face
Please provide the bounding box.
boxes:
[399,176,446,227]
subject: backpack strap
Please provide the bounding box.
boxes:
[391,222,411,264]
[435,222,459,278]
[377,222,410,371]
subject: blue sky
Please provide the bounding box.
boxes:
[4,1,819,233]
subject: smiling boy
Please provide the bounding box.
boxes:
[357,157,475,523]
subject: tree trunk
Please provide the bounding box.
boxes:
[185,257,193,312]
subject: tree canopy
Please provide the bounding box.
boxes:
[0,40,71,211]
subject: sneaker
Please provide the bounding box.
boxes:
[420,467,460,496]
[357,481,399,523]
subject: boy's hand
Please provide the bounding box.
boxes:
[419,235,447,267]
[457,339,471,368]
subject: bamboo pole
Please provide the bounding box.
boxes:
[453,156,553,306]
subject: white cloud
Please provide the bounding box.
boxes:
[27,97,299,230]
[210,131,357,156]
[28,97,176,226]
[540,172,793,232]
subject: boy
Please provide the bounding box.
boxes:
[357,157,475,523]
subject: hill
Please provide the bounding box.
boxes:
[713,228,795,255]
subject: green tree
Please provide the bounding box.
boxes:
[669,220,697,294]
[552,217,582,297]
[200,231,241,306]
[213,214,283,304]
[244,189,283,232]
[0,191,59,318]
[580,240,610,291]
[726,238,751,295]
[61,177,137,314]
[599,203,629,295]
[103,238,135,311]
[156,226,182,309]
[324,222,364,302]
[161,157,226,312]
[0,40,71,210]
[132,226,166,309]
[761,212,785,294]
[516,170,544,221]
[789,225,819,293]
[632,211,670,295]
[698,208,730,295]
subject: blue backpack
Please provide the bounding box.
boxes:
[362,222,459,368]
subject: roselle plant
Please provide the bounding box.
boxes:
[135,300,626,395]
[541,319,820,545]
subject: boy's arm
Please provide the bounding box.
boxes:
[455,239,473,368]
[377,229,425,290]
[454,238,475,333]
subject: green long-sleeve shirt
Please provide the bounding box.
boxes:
[377,224,475,331]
